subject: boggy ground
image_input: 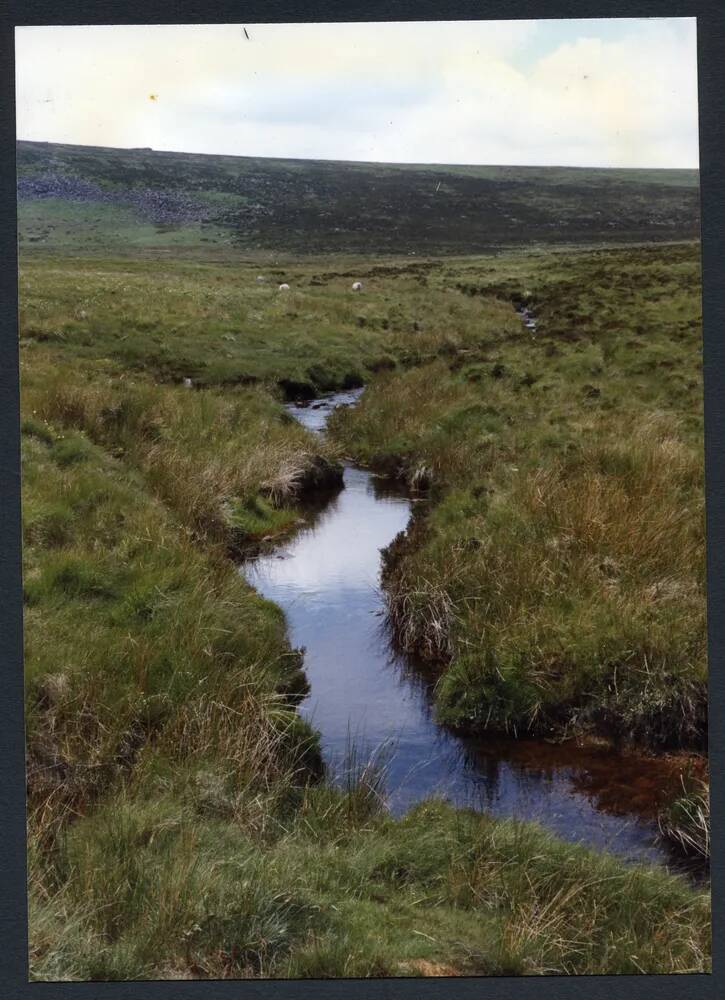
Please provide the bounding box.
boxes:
[330,243,706,752]
[18,252,515,391]
[21,242,710,978]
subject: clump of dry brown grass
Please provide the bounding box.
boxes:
[520,413,704,579]
[333,326,706,750]
[658,776,710,860]
[386,581,458,660]
[24,352,341,547]
[20,365,322,859]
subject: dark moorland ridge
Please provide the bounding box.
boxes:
[17,140,700,255]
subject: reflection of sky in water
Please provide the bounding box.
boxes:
[287,388,363,433]
[249,472,395,593]
[244,395,673,868]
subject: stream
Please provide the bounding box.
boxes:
[244,389,692,872]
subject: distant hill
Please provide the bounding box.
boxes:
[16,140,700,256]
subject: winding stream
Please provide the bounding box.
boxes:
[244,390,690,871]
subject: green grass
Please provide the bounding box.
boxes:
[228,495,299,543]
[658,773,710,861]
[18,254,514,392]
[21,349,342,548]
[30,794,709,980]
[21,386,321,846]
[330,243,706,751]
[21,233,709,977]
[18,198,234,253]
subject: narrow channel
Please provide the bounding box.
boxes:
[244,389,687,870]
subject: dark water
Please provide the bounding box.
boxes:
[244,391,690,870]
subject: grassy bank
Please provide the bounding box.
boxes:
[31,797,709,980]
[330,243,707,751]
[22,350,332,850]
[21,349,342,552]
[21,242,710,978]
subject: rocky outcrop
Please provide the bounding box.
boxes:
[17,171,211,226]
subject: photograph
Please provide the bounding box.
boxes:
[14,16,710,981]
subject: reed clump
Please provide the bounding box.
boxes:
[658,776,710,860]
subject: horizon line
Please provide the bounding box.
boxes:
[15,137,700,173]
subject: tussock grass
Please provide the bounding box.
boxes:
[21,361,323,853]
[21,240,709,978]
[332,244,706,751]
[23,350,339,548]
[18,254,515,394]
[29,798,710,980]
[659,776,710,860]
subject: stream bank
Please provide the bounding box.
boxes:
[243,389,705,876]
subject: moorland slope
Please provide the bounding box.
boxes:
[17,140,700,255]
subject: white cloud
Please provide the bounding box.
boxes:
[15,18,699,167]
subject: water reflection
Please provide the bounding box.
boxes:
[244,392,695,871]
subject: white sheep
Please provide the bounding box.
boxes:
[351,281,363,292]
[182,377,193,388]
[256,275,266,284]
[278,283,290,291]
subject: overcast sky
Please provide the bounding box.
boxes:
[15,18,699,168]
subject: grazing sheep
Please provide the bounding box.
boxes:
[256,275,266,284]
[278,283,290,291]
[182,377,193,388]
[351,281,363,292]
